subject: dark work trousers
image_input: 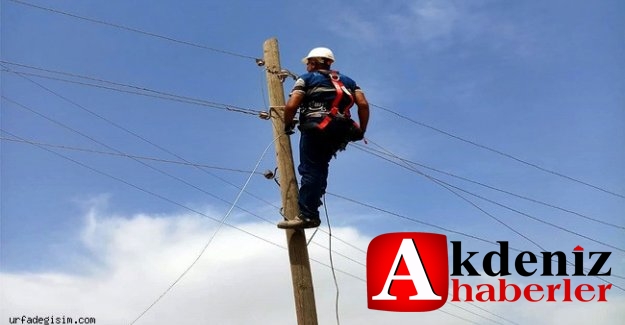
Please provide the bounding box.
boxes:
[297,117,355,220]
[297,130,338,220]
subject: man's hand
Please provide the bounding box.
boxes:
[349,126,365,141]
[284,120,298,135]
[284,92,304,131]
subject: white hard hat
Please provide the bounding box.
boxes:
[302,47,335,64]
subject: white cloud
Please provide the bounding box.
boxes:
[327,0,459,47]
[392,0,459,44]
[327,12,380,44]
[1,205,623,325]
[326,0,535,56]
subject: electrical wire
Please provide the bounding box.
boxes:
[0,135,262,175]
[6,133,499,325]
[353,140,625,284]
[317,172,520,325]
[445,304,506,325]
[1,130,285,250]
[332,190,625,286]
[0,136,368,268]
[371,103,625,199]
[436,309,483,325]
[356,139,625,253]
[322,195,341,325]
[129,134,281,325]
[3,67,370,272]
[7,59,621,256]
[326,192,498,245]
[5,133,570,270]
[7,0,259,61]
[11,129,621,271]
[1,65,264,116]
[354,143,624,230]
[326,190,625,280]
[467,303,522,325]
[1,64,278,216]
[2,96,268,218]
[2,130,542,325]
[2,129,391,322]
[3,114,360,269]
[325,188,604,325]
[352,138,625,291]
[3,90,385,321]
[4,128,366,259]
[4,62,616,325]
[2,72,368,268]
[3,43,536,323]
[6,120,619,290]
[15,55,600,260]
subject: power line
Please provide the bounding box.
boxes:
[326,190,624,281]
[446,304,506,325]
[322,196,341,325]
[467,303,522,325]
[1,63,265,117]
[2,103,520,324]
[357,140,546,251]
[326,192,499,246]
[7,61,619,258]
[8,0,260,61]
[8,91,619,283]
[339,191,625,284]
[352,139,625,291]
[2,28,616,322]
[356,140,625,253]
[2,133,538,259]
[3,96,315,269]
[2,131,367,273]
[372,103,625,199]
[4,131,503,325]
[2,60,373,275]
[2,130,285,250]
[447,180,625,252]
[2,63,366,264]
[8,73,620,284]
[5,116,608,325]
[1,64,276,216]
[1,130,367,259]
[1,6,588,323]
[3,98,276,245]
[2,62,366,261]
[1,129,365,274]
[355,143,624,230]
[0,135,261,175]
[437,309,483,325]
[1,57,376,323]
[129,135,279,324]
[1,129,386,321]
[14,43,614,283]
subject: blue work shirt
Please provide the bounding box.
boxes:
[290,70,362,122]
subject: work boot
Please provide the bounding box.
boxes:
[302,217,321,228]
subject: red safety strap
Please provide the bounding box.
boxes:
[317,71,355,130]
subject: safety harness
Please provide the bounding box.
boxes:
[316,71,356,130]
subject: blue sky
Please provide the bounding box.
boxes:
[1,1,624,324]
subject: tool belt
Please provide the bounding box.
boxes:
[299,116,364,153]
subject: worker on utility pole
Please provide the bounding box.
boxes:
[278,47,370,229]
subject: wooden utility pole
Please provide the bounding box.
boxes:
[263,38,319,325]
